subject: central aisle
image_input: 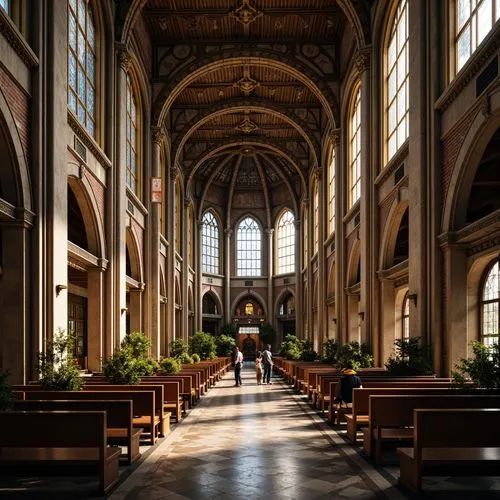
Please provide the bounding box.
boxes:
[110,363,403,500]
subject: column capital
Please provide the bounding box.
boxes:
[116,42,132,72]
[328,128,341,147]
[224,227,233,236]
[170,165,178,181]
[293,219,301,229]
[151,126,165,146]
[311,164,322,182]
[197,220,204,229]
[266,228,275,236]
[355,46,371,75]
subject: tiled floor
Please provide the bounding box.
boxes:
[109,364,404,500]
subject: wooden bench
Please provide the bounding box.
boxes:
[365,394,500,463]
[398,408,500,492]
[14,399,142,464]
[0,410,121,495]
[24,389,159,445]
[345,387,458,442]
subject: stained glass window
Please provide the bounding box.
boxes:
[277,210,295,274]
[237,217,261,277]
[313,183,319,254]
[455,0,500,72]
[202,211,219,274]
[387,0,409,162]
[328,149,336,234]
[349,87,362,207]
[0,0,9,14]
[68,0,96,136]
[481,260,500,347]
[126,74,138,194]
[402,292,410,340]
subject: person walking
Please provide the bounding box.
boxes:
[232,346,244,387]
[262,344,273,385]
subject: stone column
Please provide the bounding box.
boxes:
[149,127,164,357]
[182,200,189,341]
[293,219,302,338]
[87,265,105,371]
[331,129,343,342]
[167,166,176,345]
[317,167,325,351]
[356,48,372,346]
[224,228,232,324]
[196,220,204,331]
[266,228,274,324]
[114,43,131,349]
[379,279,396,363]
[129,285,144,334]
[1,223,31,383]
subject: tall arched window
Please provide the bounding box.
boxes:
[0,0,9,14]
[481,259,500,347]
[277,210,295,274]
[237,217,261,276]
[386,0,409,162]
[126,74,139,195]
[455,0,500,73]
[328,149,336,234]
[68,0,96,137]
[313,182,319,254]
[202,211,219,274]
[349,86,361,207]
[402,291,410,340]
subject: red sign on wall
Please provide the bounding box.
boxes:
[151,177,162,203]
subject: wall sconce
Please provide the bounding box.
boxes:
[121,307,128,314]
[55,284,67,296]
[359,312,365,321]
[408,293,418,307]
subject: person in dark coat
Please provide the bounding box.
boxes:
[333,362,362,424]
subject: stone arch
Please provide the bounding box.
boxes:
[202,289,223,316]
[0,86,32,212]
[233,211,265,234]
[274,288,295,318]
[336,0,371,48]
[153,54,339,127]
[159,262,166,297]
[442,92,500,232]
[327,261,336,299]
[186,140,307,196]
[126,226,143,282]
[231,290,267,319]
[116,0,148,44]
[379,194,409,270]
[347,240,361,286]
[173,100,320,166]
[67,167,106,259]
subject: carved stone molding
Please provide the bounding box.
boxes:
[116,42,132,71]
[355,49,371,75]
[467,235,500,256]
[170,165,178,181]
[0,9,38,69]
[151,126,165,145]
[229,0,263,26]
[235,116,259,133]
[328,128,341,147]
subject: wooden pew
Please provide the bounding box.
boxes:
[398,408,500,492]
[14,399,142,464]
[24,390,159,445]
[365,394,500,463]
[345,387,459,442]
[0,410,121,495]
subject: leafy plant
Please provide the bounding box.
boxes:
[103,349,143,384]
[189,332,217,360]
[259,323,277,346]
[385,337,433,376]
[337,341,374,370]
[176,352,194,365]
[218,323,238,339]
[170,338,189,358]
[191,353,201,363]
[159,357,181,375]
[300,338,318,361]
[215,334,236,357]
[121,332,159,376]
[452,341,500,390]
[38,329,83,391]
[0,370,14,411]
[323,338,339,364]
[279,334,303,360]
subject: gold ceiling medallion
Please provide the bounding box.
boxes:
[233,66,260,96]
[235,116,259,134]
[230,0,263,26]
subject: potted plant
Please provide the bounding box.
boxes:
[385,337,433,375]
[170,338,189,358]
[218,323,238,339]
[337,341,374,370]
[38,329,83,391]
[215,334,236,357]
[300,338,318,361]
[189,332,217,360]
[279,334,303,360]
[159,357,181,375]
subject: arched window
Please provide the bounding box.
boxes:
[313,182,319,254]
[202,211,219,274]
[386,0,409,162]
[328,149,336,234]
[68,0,96,136]
[402,292,410,340]
[481,259,500,347]
[187,207,194,267]
[237,217,261,276]
[126,74,139,195]
[277,210,295,274]
[455,1,500,73]
[349,86,361,207]
[0,0,9,14]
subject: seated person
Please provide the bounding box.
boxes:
[333,362,362,424]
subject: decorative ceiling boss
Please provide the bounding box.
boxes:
[229,0,264,26]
